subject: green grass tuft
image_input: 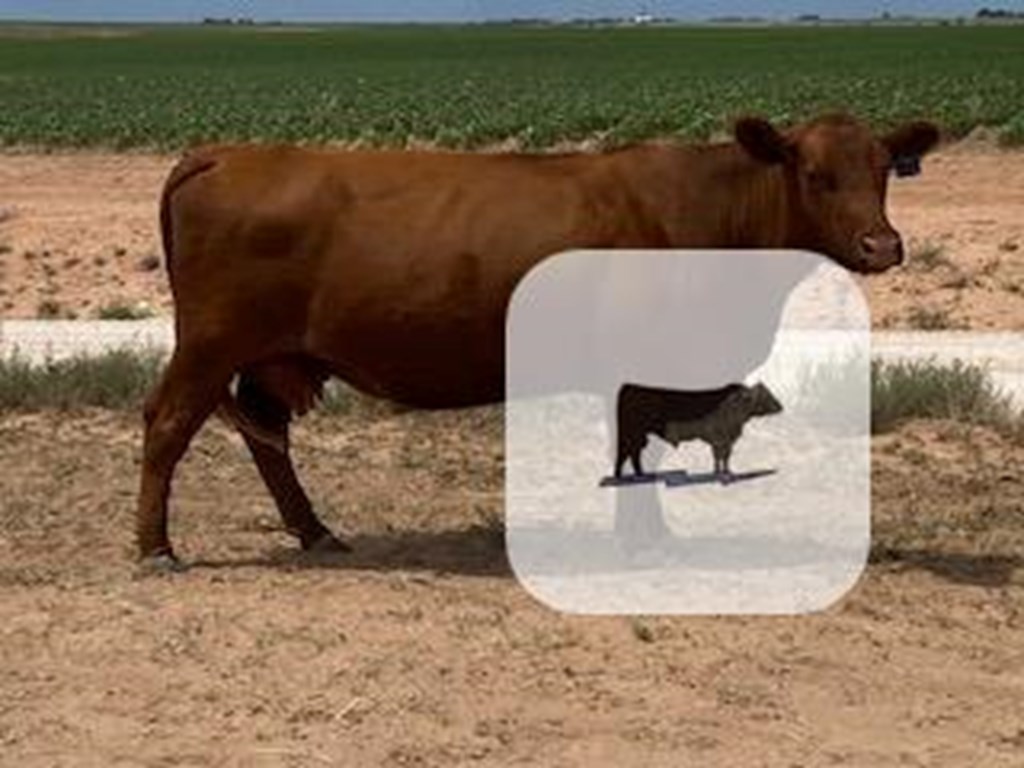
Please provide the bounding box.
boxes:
[871,358,1022,437]
[0,349,164,412]
[908,241,950,272]
[998,113,1024,146]
[96,301,156,320]
[36,299,65,319]
[318,380,354,416]
[905,306,964,331]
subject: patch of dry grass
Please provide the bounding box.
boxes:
[0,349,164,411]
[907,240,952,272]
[872,358,1023,440]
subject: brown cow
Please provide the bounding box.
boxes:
[138,112,939,568]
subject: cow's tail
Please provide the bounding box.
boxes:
[159,150,219,281]
[158,149,286,454]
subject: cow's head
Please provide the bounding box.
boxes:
[744,382,783,417]
[734,113,940,274]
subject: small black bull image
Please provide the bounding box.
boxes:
[614,382,783,482]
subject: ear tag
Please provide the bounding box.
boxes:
[893,155,921,178]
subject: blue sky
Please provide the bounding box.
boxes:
[0,1,1016,22]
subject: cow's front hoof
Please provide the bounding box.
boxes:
[304,531,351,554]
[137,552,189,575]
[718,472,734,486]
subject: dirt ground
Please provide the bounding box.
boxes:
[0,142,1023,766]
[0,408,1022,767]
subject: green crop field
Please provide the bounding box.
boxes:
[0,23,1021,150]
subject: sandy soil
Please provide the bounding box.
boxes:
[0,140,1022,328]
[0,407,1022,766]
[0,143,1023,765]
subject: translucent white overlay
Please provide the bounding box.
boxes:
[505,250,870,614]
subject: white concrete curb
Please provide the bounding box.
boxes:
[1,320,1022,403]
[0,319,173,363]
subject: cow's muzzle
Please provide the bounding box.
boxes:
[858,231,904,272]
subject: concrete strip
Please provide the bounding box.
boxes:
[1,320,1022,403]
[0,319,173,363]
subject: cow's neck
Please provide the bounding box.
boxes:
[692,142,797,249]
[629,142,799,250]
[728,146,797,248]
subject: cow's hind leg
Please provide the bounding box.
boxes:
[614,440,628,478]
[137,346,231,569]
[629,441,646,476]
[615,434,644,478]
[236,373,347,553]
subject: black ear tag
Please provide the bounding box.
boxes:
[893,154,921,178]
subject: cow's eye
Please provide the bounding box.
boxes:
[807,169,838,193]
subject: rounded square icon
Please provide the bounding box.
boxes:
[505,249,871,615]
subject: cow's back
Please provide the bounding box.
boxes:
[162,144,655,406]
[618,383,744,434]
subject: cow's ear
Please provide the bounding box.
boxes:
[734,117,792,165]
[883,120,941,161]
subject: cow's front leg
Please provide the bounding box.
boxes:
[713,441,734,485]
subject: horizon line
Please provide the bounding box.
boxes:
[0,13,1008,25]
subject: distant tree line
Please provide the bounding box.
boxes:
[201,17,256,26]
[197,10,1021,26]
[976,7,1024,17]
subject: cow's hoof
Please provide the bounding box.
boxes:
[304,532,351,554]
[137,553,188,575]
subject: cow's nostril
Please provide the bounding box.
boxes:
[860,233,904,265]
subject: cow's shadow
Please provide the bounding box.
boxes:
[870,546,1024,588]
[191,517,835,579]
[188,526,1023,588]
[599,468,778,488]
[192,527,512,578]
